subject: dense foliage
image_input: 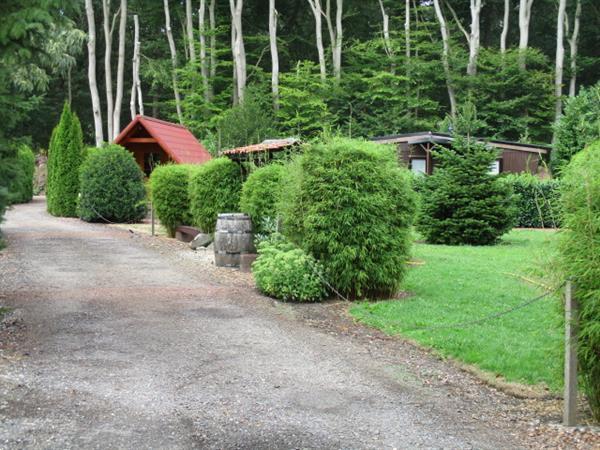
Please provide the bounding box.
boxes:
[8,145,35,204]
[150,164,198,237]
[552,82,600,176]
[46,103,84,217]
[239,163,285,234]
[417,133,516,245]
[501,174,560,228]
[253,234,327,302]
[281,138,416,299]
[558,141,600,421]
[78,144,147,223]
[189,157,242,233]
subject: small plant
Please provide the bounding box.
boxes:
[78,144,147,223]
[240,163,285,234]
[558,141,600,421]
[150,164,198,237]
[189,157,242,233]
[252,234,327,302]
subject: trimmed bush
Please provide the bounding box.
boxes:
[500,173,560,228]
[240,163,285,234]
[78,144,147,223]
[150,164,199,237]
[8,145,35,204]
[280,138,417,299]
[189,157,242,233]
[47,103,84,217]
[253,235,327,302]
[417,134,516,245]
[558,141,600,421]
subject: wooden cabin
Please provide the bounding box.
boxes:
[372,132,551,176]
[114,116,212,175]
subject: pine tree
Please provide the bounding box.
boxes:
[46,103,84,217]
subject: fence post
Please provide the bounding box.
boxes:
[563,280,578,426]
[151,202,155,237]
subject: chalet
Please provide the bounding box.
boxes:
[114,116,212,175]
[372,131,551,175]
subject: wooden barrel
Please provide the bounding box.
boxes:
[214,213,256,268]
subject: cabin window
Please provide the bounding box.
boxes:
[410,158,426,175]
[489,160,501,175]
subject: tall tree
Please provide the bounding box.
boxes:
[164,0,183,123]
[446,0,482,76]
[269,0,279,110]
[112,0,127,139]
[500,0,509,54]
[307,0,327,81]
[85,0,104,146]
[185,0,196,63]
[433,0,457,115]
[130,14,143,119]
[566,0,582,97]
[230,0,246,103]
[199,0,210,101]
[102,0,115,140]
[405,0,410,60]
[377,0,394,72]
[322,0,343,81]
[208,0,216,100]
[554,0,567,124]
[518,0,534,68]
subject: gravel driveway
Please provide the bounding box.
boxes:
[0,198,574,449]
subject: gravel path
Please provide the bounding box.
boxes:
[0,198,592,449]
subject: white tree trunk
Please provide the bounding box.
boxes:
[405,0,410,59]
[199,0,209,101]
[433,0,457,117]
[377,0,395,73]
[230,12,238,105]
[322,0,343,81]
[269,0,279,111]
[130,14,143,120]
[568,0,582,97]
[307,0,327,81]
[186,0,196,63]
[467,0,482,76]
[102,0,114,140]
[519,0,534,68]
[209,0,216,100]
[554,0,567,123]
[500,0,509,53]
[164,0,183,123]
[112,0,127,140]
[229,0,246,103]
[85,0,104,146]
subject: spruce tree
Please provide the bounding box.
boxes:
[46,103,84,217]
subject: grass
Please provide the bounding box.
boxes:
[350,229,564,392]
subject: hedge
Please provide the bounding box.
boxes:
[7,145,34,204]
[150,164,199,237]
[240,163,285,234]
[501,173,560,228]
[78,144,147,223]
[189,157,242,233]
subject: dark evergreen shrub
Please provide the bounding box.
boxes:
[78,144,147,223]
[280,138,417,299]
[46,103,84,217]
[417,134,516,245]
[252,234,327,302]
[240,163,284,234]
[189,157,242,233]
[558,141,600,421]
[150,164,198,237]
[501,174,560,228]
[8,145,35,204]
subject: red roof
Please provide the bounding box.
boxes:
[114,115,212,164]
[221,138,299,155]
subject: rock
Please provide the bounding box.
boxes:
[190,233,213,250]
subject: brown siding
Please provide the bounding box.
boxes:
[501,150,540,174]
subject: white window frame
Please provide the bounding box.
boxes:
[410,158,427,175]
[489,159,501,175]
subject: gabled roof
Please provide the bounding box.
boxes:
[221,138,299,156]
[372,131,550,154]
[115,115,212,164]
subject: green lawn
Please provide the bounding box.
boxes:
[350,229,564,392]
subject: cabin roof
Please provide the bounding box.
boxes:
[221,138,299,156]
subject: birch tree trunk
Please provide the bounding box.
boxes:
[199,0,209,101]
[377,0,395,73]
[500,0,509,53]
[554,0,567,123]
[269,0,279,111]
[433,0,457,117]
[112,0,127,140]
[102,0,114,140]
[229,0,246,103]
[130,14,143,120]
[85,0,104,146]
[467,0,482,76]
[519,0,534,68]
[230,13,238,105]
[186,0,196,63]
[567,0,582,97]
[322,0,343,81]
[209,0,216,100]
[405,0,410,59]
[307,0,327,81]
[164,0,183,123]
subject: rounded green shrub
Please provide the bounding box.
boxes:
[240,163,285,233]
[500,173,560,228]
[47,102,84,217]
[189,157,242,233]
[7,145,34,204]
[78,144,147,223]
[150,164,198,237]
[253,235,327,302]
[280,138,417,299]
[558,141,600,421]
